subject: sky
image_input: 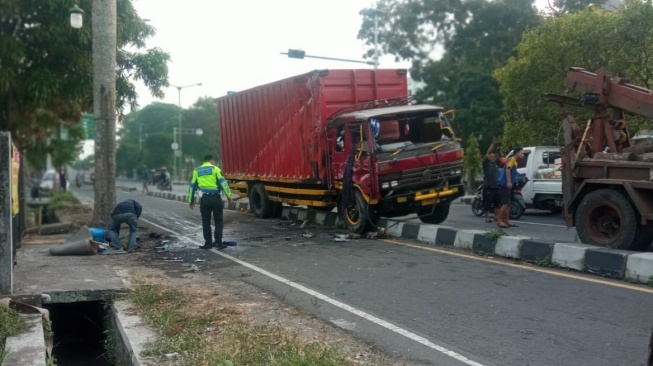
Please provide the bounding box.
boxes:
[130,0,413,110]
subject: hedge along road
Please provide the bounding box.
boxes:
[75,184,653,366]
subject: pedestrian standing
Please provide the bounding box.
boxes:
[59,168,67,192]
[188,155,233,249]
[140,166,150,195]
[482,140,501,223]
[108,199,142,252]
[497,148,525,228]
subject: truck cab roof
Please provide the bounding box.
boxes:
[327,104,445,127]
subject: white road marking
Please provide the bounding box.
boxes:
[140,217,487,366]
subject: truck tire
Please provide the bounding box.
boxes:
[338,190,376,234]
[418,203,451,225]
[249,183,274,218]
[471,198,483,216]
[575,189,640,250]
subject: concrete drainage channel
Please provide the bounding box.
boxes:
[4,291,153,366]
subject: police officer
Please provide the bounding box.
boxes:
[188,154,233,249]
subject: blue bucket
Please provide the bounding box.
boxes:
[89,227,106,242]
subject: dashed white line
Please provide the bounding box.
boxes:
[140,217,487,366]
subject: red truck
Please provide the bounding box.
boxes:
[217,69,464,233]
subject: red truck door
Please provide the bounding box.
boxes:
[329,123,377,198]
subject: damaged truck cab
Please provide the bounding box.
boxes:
[217,69,464,233]
[327,106,464,232]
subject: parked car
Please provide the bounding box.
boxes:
[40,169,69,193]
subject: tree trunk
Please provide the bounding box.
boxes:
[592,152,639,161]
[92,0,117,226]
[623,140,653,154]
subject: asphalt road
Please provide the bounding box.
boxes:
[76,184,653,366]
[117,179,578,244]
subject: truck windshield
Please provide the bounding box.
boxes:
[372,113,454,152]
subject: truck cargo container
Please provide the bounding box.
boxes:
[217,69,465,232]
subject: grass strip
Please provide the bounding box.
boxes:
[130,283,360,366]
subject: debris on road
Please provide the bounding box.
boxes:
[302,232,316,238]
[155,243,169,251]
[185,264,199,272]
[334,234,349,242]
[194,258,207,262]
[300,220,311,229]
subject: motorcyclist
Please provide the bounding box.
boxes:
[157,166,172,190]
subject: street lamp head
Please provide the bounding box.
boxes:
[69,4,84,29]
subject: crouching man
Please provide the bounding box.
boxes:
[108,199,142,252]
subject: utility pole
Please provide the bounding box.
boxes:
[92,0,117,226]
[171,83,202,181]
[373,11,379,70]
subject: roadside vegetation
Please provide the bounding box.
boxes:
[0,306,25,364]
[130,283,364,366]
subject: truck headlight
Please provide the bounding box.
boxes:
[382,182,390,189]
[391,180,399,188]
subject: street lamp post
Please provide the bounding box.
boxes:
[282,50,375,66]
[362,8,388,70]
[170,83,202,180]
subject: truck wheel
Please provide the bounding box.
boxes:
[338,190,375,233]
[418,203,451,225]
[575,189,639,250]
[249,183,273,218]
[510,201,525,220]
[471,198,483,216]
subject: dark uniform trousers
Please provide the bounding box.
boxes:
[200,193,224,246]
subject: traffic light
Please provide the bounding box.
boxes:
[287,49,306,59]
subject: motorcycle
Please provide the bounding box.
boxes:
[471,174,528,220]
[157,179,173,192]
[75,175,83,188]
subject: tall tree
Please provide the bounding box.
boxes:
[358,0,540,150]
[0,0,170,167]
[117,98,221,178]
[494,1,653,147]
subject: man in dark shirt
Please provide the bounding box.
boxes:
[482,141,501,223]
[108,199,142,252]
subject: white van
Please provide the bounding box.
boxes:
[515,146,563,212]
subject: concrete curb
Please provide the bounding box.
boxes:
[127,187,653,284]
[3,314,46,366]
[378,217,653,282]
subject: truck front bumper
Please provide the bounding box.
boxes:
[376,184,464,216]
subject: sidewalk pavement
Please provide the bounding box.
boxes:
[126,187,653,285]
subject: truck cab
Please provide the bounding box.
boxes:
[516,146,563,212]
[327,104,464,232]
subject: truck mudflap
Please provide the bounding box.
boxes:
[376,184,464,214]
